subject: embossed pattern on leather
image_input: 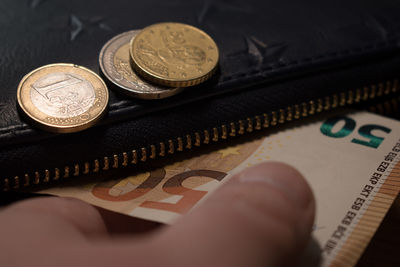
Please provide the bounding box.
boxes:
[1,0,400,149]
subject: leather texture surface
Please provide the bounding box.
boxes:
[1,0,400,184]
[1,0,400,146]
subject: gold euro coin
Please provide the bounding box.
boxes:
[99,30,183,99]
[17,63,109,133]
[130,22,219,87]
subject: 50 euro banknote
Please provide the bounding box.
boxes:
[41,110,400,267]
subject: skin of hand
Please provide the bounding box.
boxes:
[0,162,315,267]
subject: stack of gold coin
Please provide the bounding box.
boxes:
[99,22,219,99]
[17,23,218,133]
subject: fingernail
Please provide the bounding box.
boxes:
[237,162,313,209]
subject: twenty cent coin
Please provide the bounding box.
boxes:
[130,22,219,87]
[99,30,183,99]
[17,63,109,133]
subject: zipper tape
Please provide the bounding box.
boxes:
[2,79,399,191]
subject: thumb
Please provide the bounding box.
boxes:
[151,162,315,267]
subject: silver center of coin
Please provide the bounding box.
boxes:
[103,31,159,91]
[99,30,183,99]
[30,72,95,118]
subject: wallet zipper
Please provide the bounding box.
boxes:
[3,79,399,191]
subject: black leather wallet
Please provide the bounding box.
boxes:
[1,0,400,191]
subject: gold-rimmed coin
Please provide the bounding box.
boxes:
[17,63,109,133]
[130,22,219,87]
[99,30,183,99]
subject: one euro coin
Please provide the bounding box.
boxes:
[17,63,109,133]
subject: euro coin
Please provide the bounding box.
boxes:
[17,63,109,133]
[130,22,219,87]
[99,30,183,99]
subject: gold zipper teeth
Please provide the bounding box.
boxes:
[140,148,147,162]
[84,162,90,174]
[186,135,192,149]
[24,174,30,187]
[74,164,79,176]
[64,167,69,178]
[3,79,399,192]
[159,143,166,156]
[122,152,129,166]
[369,93,400,116]
[44,170,50,182]
[103,157,109,170]
[93,160,100,173]
[132,150,138,164]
